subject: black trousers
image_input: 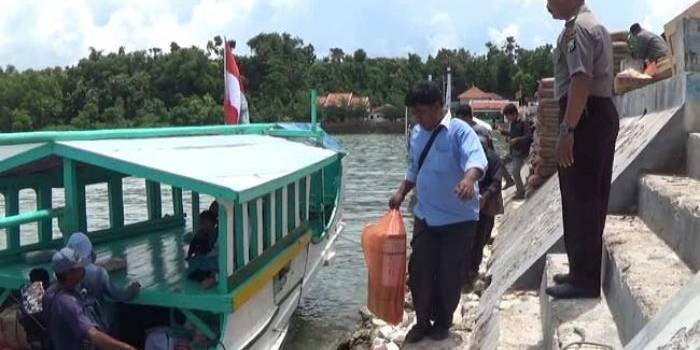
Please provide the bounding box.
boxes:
[466,214,495,279]
[409,218,476,329]
[558,96,619,289]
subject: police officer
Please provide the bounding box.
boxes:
[629,23,669,63]
[545,0,620,299]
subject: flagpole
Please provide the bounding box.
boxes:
[223,36,227,125]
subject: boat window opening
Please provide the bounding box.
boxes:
[51,217,61,240]
[123,177,149,225]
[85,183,110,233]
[18,189,39,247]
[262,194,273,250]
[161,185,175,217]
[0,228,6,251]
[20,223,39,247]
[287,182,297,233]
[274,188,284,242]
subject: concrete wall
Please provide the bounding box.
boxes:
[689,133,700,179]
[608,74,693,213]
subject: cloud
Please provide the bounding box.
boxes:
[513,0,535,8]
[488,24,520,44]
[641,0,697,32]
[1,0,697,70]
[427,12,461,54]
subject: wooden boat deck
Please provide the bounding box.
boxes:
[0,228,233,313]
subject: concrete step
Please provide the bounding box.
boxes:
[689,133,700,180]
[497,291,542,350]
[638,174,700,271]
[540,254,622,350]
[602,215,694,345]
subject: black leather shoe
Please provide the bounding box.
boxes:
[405,324,432,344]
[546,283,599,299]
[553,273,573,285]
[429,326,450,341]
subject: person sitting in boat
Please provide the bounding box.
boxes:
[208,200,219,221]
[186,210,219,288]
[66,232,141,333]
[43,247,136,350]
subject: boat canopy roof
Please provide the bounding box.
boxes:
[0,129,340,203]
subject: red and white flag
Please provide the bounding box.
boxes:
[223,40,244,124]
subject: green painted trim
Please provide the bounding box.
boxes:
[77,177,87,233]
[262,195,271,250]
[0,172,62,191]
[108,177,125,229]
[313,165,343,244]
[265,129,319,138]
[227,224,308,288]
[230,228,310,311]
[192,192,200,233]
[179,309,217,340]
[128,289,232,313]
[249,200,259,260]
[146,180,162,220]
[0,143,54,175]
[0,124,279,146]
[172,187,184,217]
[237,154,339,203]
[287,183,296,233]
[54,144,239,202]
[217,204,228,294]
[299,177,307,223]
[4,190,20,251]
[37,186,53,244]
[0,208,64,230]
[233,204,244,270]
[218,316,228,349]
[274,189,283,242]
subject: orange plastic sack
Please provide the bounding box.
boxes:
[361,210,407,325]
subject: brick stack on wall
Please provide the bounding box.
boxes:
[526,78,559,193]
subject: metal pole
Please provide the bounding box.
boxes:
[311,89,318,132]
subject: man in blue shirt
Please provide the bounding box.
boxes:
[389,81,487,343]
[43,247,136,350]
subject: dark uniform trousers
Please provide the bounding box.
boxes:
[409,218,476,328]
[558,96,619,289]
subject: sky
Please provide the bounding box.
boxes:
[0,0,697,70]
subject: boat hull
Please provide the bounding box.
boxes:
[220,210,344,350]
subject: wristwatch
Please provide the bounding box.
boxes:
[559,121,575,136]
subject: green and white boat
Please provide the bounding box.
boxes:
[0,103,345,349]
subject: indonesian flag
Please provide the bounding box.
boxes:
[223,40,243,124]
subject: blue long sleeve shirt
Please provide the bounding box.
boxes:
[406,116,488,226]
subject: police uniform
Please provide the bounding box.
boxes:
[552,4,619,294]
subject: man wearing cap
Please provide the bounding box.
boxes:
[43,247,136,350]
[67,232,141,333]
[546,0,620,299]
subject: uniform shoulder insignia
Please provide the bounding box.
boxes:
[564,26,576,44]
[564,26,577,53]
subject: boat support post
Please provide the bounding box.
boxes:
[178,308,217,340]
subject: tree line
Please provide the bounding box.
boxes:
[0,33,553,132]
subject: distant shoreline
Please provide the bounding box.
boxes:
[322,121,405,134]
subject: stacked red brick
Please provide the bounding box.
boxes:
[526,78,559,193]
